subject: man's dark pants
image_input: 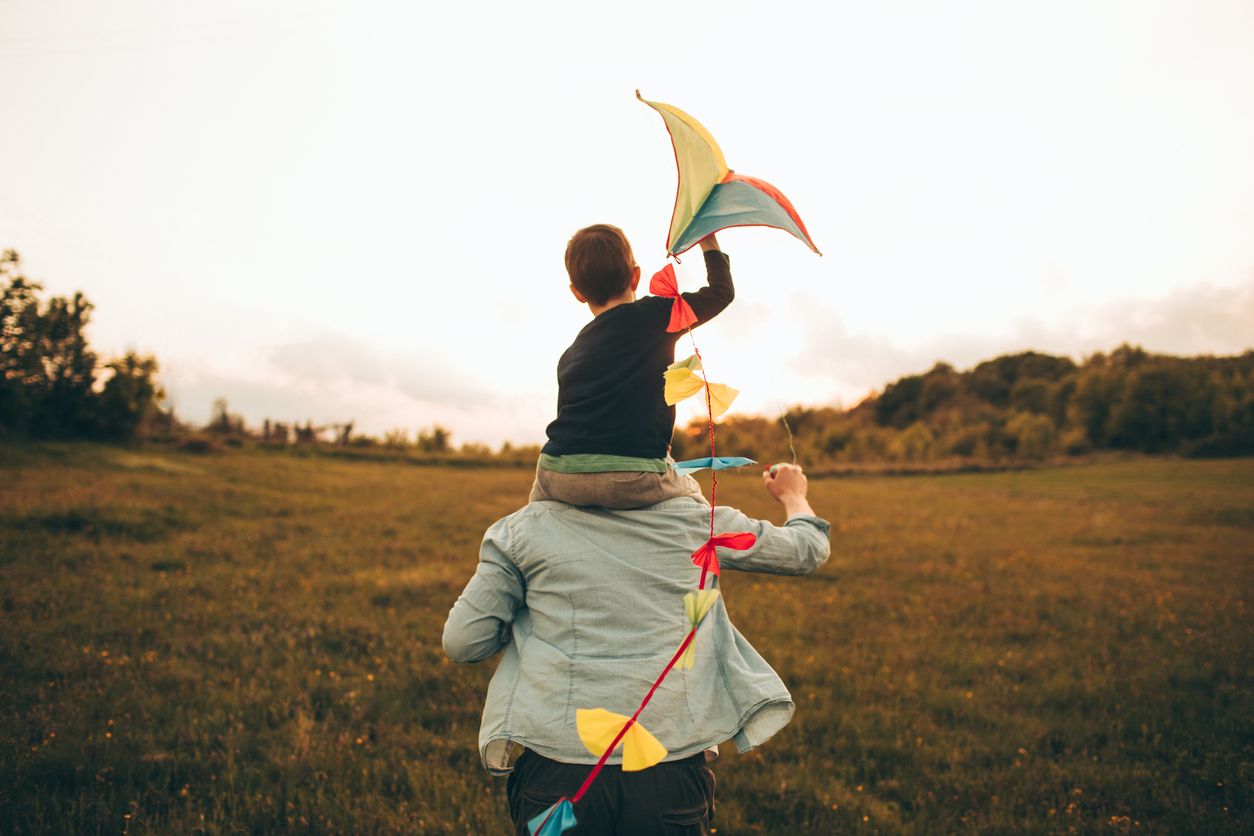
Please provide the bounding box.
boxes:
[507,750,715,835]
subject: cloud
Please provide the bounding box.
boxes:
[1092,276,1254,356]
[793,273,1254,399]
[161,329,553,445]
[266,331,491,407]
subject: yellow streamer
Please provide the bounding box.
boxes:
[576,708,668,772]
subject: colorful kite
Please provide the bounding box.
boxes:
[637,90,821,258]
[526,93,820,836]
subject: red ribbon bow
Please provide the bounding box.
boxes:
[690,532,757,578]
[649,264,698,333]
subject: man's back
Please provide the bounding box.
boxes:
[442,495,831,774]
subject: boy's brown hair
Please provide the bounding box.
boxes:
[565,224,636,306]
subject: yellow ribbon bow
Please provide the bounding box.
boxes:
[664,355,739,419]
[674,589,721,670]
[576,708,669,772]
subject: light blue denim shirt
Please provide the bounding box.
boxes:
[442,498,831,774]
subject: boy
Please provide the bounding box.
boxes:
[530,224,733,508]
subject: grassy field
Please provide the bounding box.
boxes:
[0,444,1250,834]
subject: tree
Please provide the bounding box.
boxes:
[209,398,247,436]
[0,250,99,437]
[1006,411,1056,460]
[417,425,451,453]
[96,353,164,440]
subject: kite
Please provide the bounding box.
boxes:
[672,456,757,477]
[638,90,821,258]
[649,264,698,333]
[525,93,819,835]
[690,531,757,579]
[664,354,738,419]
[674,589,721,670]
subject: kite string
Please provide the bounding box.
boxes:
[689,333,718,590]
[780,412,798,466]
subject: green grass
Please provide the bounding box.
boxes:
[1,444,1250,834]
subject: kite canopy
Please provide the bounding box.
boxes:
[637,91,821,258]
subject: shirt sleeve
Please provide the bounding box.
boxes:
[682,250,735,326]
[442,516,526,663]
[712,507,831,576]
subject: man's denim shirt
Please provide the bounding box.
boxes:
[442,498,832,775]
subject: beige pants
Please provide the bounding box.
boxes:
[529,465,708,509]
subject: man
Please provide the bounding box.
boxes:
[443,464,830,834]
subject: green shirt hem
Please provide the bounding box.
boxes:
[538,453,669,474]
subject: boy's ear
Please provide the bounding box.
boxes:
[569,283,588,304]
[630,265,641,292]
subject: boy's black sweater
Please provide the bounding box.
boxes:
[542,250,735,459]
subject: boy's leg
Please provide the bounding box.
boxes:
[529,466,609,506]
[591,471,708,509]
[530,465,707,509]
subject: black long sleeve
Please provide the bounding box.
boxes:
[542,251,736,458]
[683,250,735,325]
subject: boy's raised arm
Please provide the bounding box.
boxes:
[682,233,735,326]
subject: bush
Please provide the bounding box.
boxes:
[1007,412,1056,460]
[180,436,220,454]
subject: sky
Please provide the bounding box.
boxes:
[2,0,1252,445]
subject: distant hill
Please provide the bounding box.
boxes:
[672,345,1254,468]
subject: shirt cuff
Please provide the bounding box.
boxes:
[783,514,831,536]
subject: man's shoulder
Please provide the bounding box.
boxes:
[503,498,709,519]
[505,499,722,532]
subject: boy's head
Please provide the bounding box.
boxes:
[565,224,640,307]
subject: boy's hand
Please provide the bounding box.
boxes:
[698,233,721,253]
[762,463,815,518]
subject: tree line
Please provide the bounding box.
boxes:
[4,248,1251,463]
[0,250,169,440]
[672,346,1254,467]
[0,251,481,453]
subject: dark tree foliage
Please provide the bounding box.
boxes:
[0,250,165,440]
[677,346,1254,465]
[874,373,925,428]
[966,352,1077,409]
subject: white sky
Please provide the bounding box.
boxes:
[2,0,1252,445]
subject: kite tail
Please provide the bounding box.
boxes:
[689,336,718,590]
[549,264,746,831]
[568,629,698,805]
